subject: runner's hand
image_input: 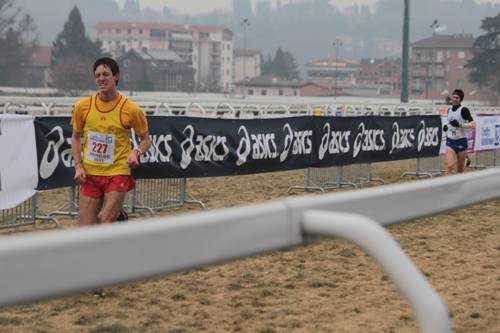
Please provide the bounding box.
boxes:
[443,125,448,132]
[127,149,141,169]
[74,164,87,184]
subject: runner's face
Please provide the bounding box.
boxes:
[451,94,461,106]
[94,65,118,93]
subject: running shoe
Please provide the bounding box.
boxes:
[465,155,472,167]
[117,209,128,222]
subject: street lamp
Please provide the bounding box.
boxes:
[240,18,250,98]
[429,19,439,102]
[333,38,343,98]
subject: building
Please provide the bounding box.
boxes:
[9,45,52,88]
[304,56,360,96]
[118,48,195,92]
[358,58,401,96]
[233,49,261,83]
[303,56,395,97]
[28,46,52,87]
[92,22,234,92]
[410,33,478,100]
[233,75,302,97]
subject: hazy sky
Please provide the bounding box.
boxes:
[114,0,500,14]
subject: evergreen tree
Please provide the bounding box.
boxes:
[122,0,141,19]
[466,13,500,105]
[50,6,103,95]
[261,54,273,76]
[262,48,301,80]
[0,1,36,85]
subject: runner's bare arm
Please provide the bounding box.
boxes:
[71,129,86,183]
[127,131,151,168]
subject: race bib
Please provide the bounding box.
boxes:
[87,131,115,164]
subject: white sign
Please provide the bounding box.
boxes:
[0,115,38,209]
[474,115,500,151]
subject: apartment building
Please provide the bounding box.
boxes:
[233,75,302,97]
[118,49,195,92]
[233,49,261,83]
[358,58,401,96]
[92,22,234,92]
[410,33,477,100]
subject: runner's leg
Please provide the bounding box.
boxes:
[98,191,127,223]
[445,147,456,175]
[78,195,103,226]
[456,150,467,173]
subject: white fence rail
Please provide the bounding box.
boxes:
[2,168,500,331]
[2,96,499,118]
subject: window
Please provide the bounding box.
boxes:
[458,51,465,59]
[124,74,130,82]
[123,59,130,68]
[151,29,166,38]
[139,29,143,34]
[116,29,121,34]
[261,89,267,96]
[248,89,254,95]
[128,29,131,34]
[279,89,284,96]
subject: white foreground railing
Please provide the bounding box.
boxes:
[2,169,500,331]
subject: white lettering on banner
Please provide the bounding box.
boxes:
[236,126,251,166]
[132,133,173,164]
[279,123,313,162]
[353,123,386,158]
[417,121,439,152]
[39,126,72,179]
[390,122,415,154]
[180,124,229,169]
[250,133,278,160]
[236,126,279,166]
[318,123,351,160]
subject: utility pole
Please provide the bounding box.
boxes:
[333,38,342,99]
[430,19,439,103]
[400,0,410,103]
[240,18,250,99]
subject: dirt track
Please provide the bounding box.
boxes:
[0,160,499,333]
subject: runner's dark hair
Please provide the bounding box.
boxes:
[93,57,120,85]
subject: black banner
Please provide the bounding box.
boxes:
[34,115,442,190]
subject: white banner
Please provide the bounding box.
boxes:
[474,115,500,152]
[0,115,38,209]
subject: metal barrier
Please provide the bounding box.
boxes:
[126,178,205,215]
[288,163,384,193]
[401,155,443,179]
[471,150,498,169]
[0,193,58,229]
[45,178,205,222]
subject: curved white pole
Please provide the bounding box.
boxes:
[302,210,451,333]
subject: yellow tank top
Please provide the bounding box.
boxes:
[82,94,133,176]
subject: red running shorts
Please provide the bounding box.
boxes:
[80,175,135,198]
